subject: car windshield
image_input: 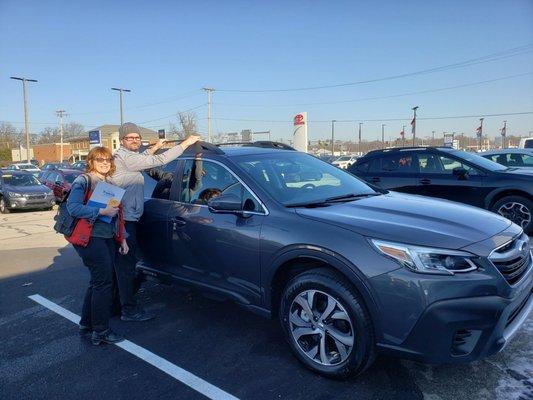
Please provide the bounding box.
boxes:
[235,152,377,206]
[2,174,41,186]
[445,149,508,171]
[64,173,79,183]
[16,164,35,169]
[336,156,352,161]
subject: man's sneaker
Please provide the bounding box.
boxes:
[120,309,155,322]
[91,329,125,345]
[79,324,92,335]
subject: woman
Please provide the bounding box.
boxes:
[67,146,128,345]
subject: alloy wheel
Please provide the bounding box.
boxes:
[497,202,532,229]
[289,289,354,366]
[0,198,6,213]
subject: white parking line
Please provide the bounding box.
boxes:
[28,294,240,400]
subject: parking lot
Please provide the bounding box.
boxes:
[0,210,532,400]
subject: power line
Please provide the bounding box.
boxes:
[213,72,533,107]
[216,44,533,93]
[207,111,533,124]
[137,103,207,124]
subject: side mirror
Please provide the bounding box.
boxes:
[452,167,468,180]
[208,193,242,213]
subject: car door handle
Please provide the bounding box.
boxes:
[419,178,431,185]
[369,177,381,183]
[170,217,186,228]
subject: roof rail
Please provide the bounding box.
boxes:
[215,141,296,151]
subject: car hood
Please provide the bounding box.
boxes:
[5,184,50,194]
[295,191,512,250]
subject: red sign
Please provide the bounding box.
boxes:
[294,114,305,126]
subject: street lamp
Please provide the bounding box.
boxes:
[358,122,363,155]
[381,124,386,149]
[331,120,336,156]
[412,106,419,146]
[10,76,37,162]
[111,87,131,126]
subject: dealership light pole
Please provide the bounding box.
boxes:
[381,124,386,149]
[56,109,66,162]
[111,87,131,126]
[10,76,37,162]
[331,120,336,156]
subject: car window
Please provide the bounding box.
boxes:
[3,174,40,186]
[506,153,532,167]
[48,172,60,182]
[438,155,480,175]
[353,161,369,173]
[369,153,415,173]
[180,159,262,212]
[64,173,79,184]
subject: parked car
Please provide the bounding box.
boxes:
[318,155,336,163]
[332,155,359,169]
[39,168,82,202]
[349,147,533,233]
[480,149,533,169]
[519,137,533,149]
[136,141,532,379]
[5,163,41,176]
[41,162,71,171]
[0,171,55,213]
[70,160,87,171]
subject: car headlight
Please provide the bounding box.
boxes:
[8,191,22,198]
[370,239,478,275]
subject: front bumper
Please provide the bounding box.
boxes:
[373,252,533,364]
[7,196,55,210]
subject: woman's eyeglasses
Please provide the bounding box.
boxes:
[94,157,112,163]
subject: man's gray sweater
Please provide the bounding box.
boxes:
[110,145,184,221]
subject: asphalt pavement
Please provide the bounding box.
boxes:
[0,210,532,400]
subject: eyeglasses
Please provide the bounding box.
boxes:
[94,157,112,163]
[123,136,142,141]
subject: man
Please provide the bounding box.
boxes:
[110,122,200,321]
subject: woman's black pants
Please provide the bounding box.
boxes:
[74,237,116,333]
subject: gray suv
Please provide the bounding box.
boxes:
[137,142,533,379]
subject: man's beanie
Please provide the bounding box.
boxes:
[119,122,141,139]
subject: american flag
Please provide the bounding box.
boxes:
[501,123,506,137]
[476,125,482,138]
[410,117,415,134]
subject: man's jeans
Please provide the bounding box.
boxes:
[115,221,141,314]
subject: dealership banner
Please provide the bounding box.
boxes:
[293,112,308,152]
[89,130,102,149]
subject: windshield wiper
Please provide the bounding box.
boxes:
[286,193,380,208]
[324,192,379,202]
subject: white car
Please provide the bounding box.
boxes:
[519,137,533,149]
[332,155,358,169]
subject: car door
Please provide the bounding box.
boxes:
[414,152,485,207]
[167,158,265,305]
[365,152,419,193]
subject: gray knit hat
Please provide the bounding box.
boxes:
[119,122,141,139]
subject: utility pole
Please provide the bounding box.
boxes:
[358,122,362,155]
[203,87,214,142]
[381,124,386,149]
[501,120,507,148]
[412,106,419,146]
[111,87,131,126]
[331,120,336,156]
[10,76,38,162]
[478,118,484,151]
[56,110,66,162]
[401,125,406,147]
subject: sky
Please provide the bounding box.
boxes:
[1,0,533,142]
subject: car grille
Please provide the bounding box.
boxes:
[489,236,531,285]
[26,194,46,200]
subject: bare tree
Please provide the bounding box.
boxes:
[177,111,197,138]
[38,127,60,144]
[63,122,85,139]
[0,122,19,149]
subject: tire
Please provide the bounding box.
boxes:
[491,195,533,234]
[0,197,10,214]
[280,268,375,379]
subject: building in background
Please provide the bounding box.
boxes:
[32,143,73,164]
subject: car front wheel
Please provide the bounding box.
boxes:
[280,268,375,379]
[0,197,10,214]
[492,195,533,234]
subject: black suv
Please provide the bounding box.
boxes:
[348,147,533,233]
[137,142,532,379]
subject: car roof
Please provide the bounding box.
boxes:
[1,170,33,176]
